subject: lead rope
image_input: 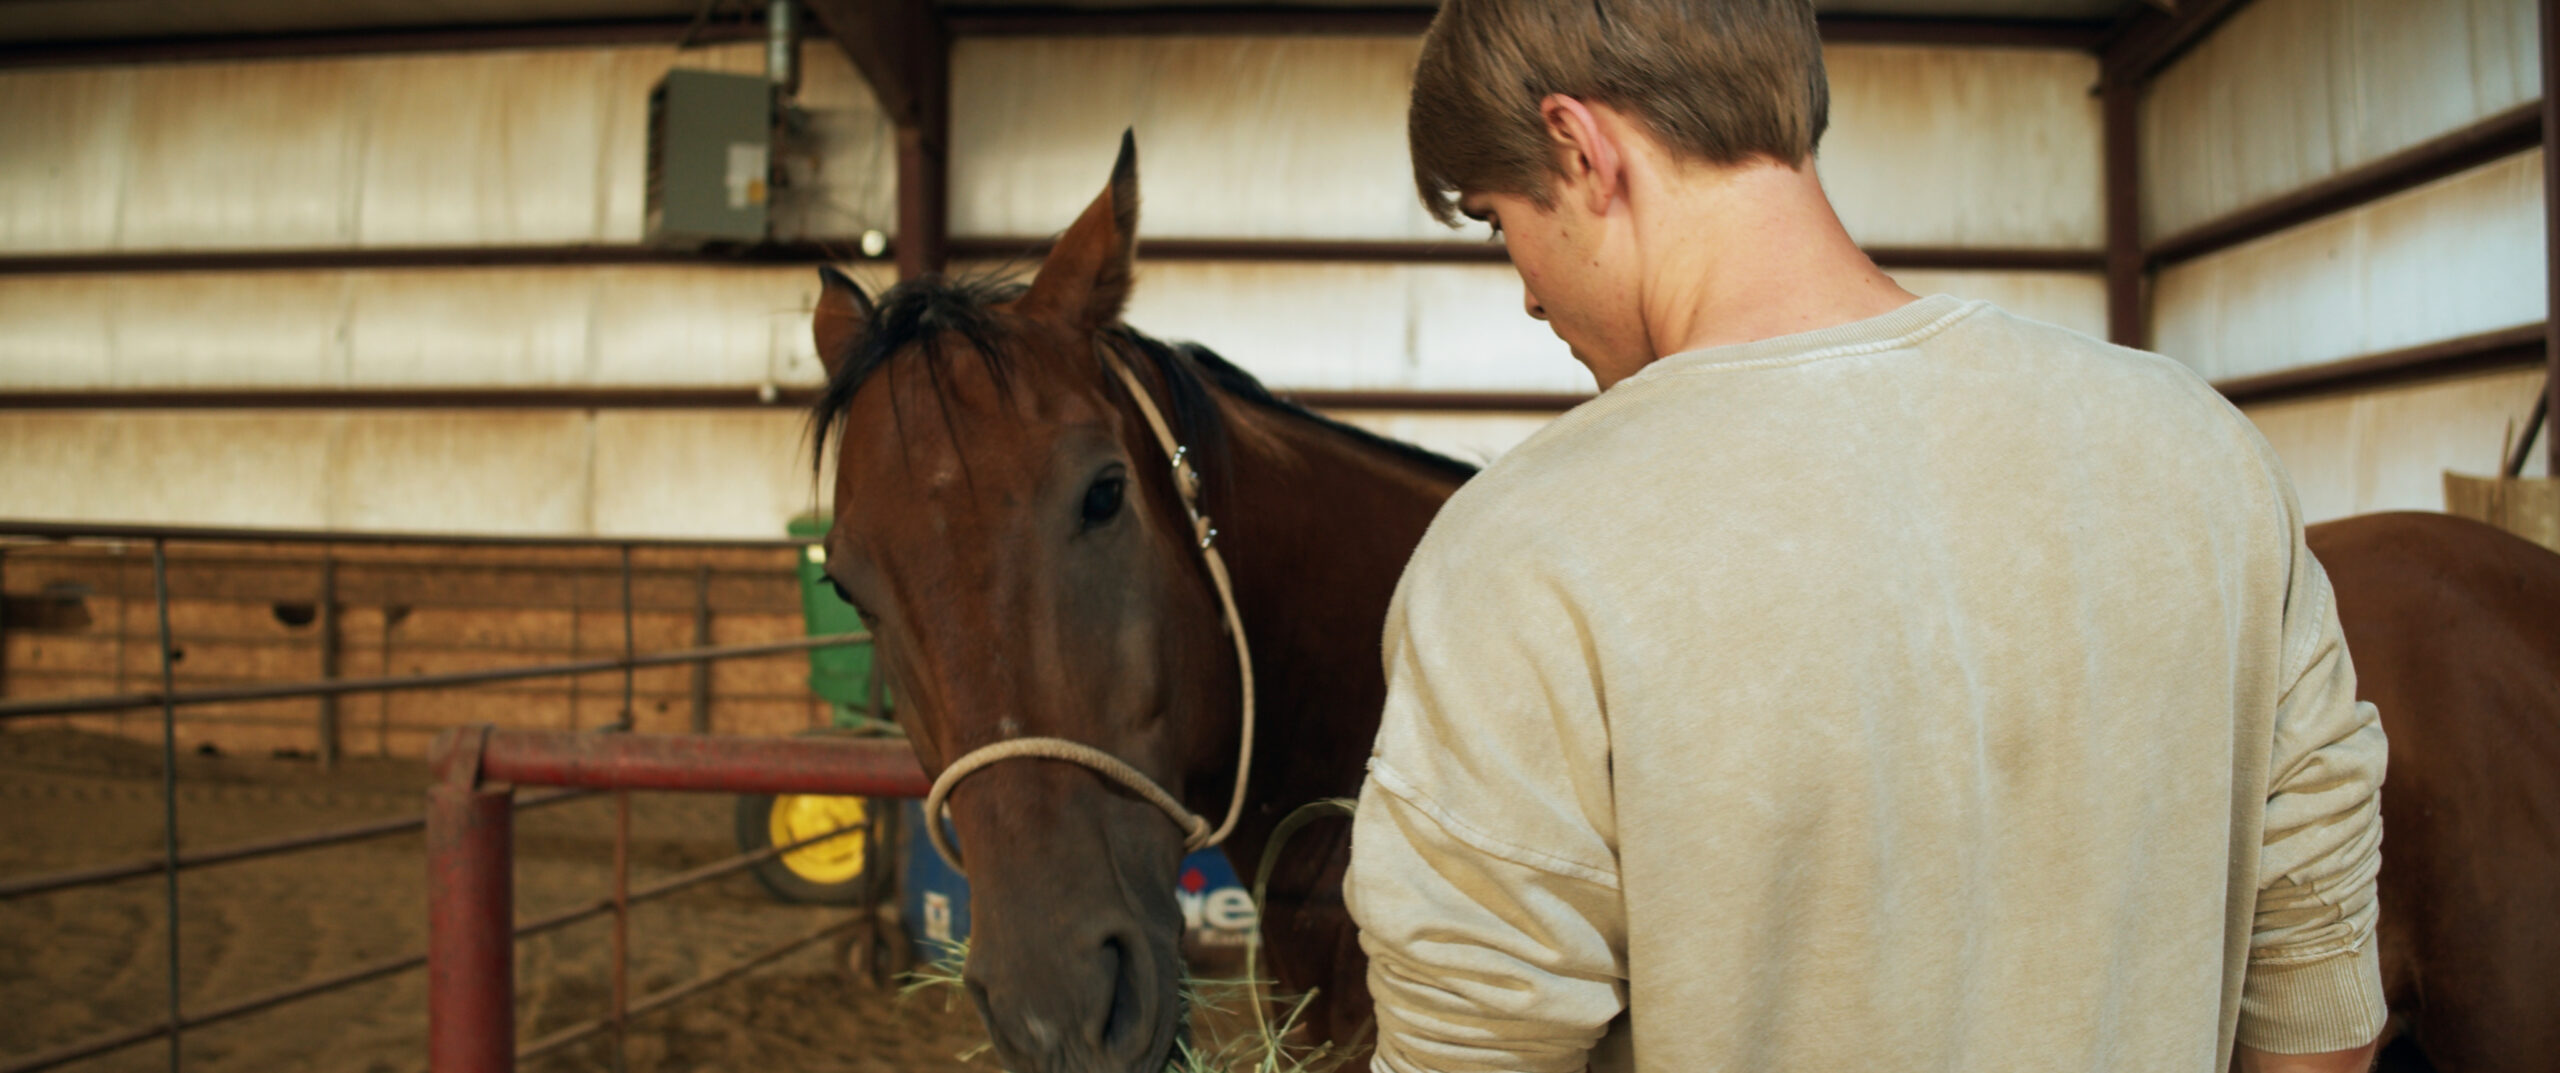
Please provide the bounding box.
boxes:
[921,341,1259,874]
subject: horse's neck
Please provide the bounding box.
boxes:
[1206,395,1465,866]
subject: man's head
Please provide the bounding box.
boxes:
[1409,0,1828,225]
[1410,0,1833,383]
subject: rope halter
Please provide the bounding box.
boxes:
[920,340,1258,875]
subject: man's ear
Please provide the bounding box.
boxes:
[813,265,873,380]
[1539,94,1621,216]
[1018,130,1140,330]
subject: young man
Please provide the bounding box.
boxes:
[1341,2,2389,1071]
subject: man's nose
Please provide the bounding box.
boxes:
[1523,286,1547,321]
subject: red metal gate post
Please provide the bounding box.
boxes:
[429,726,515,1073]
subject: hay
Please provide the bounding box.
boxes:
[896,800,1366,1072]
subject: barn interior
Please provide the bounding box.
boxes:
[0,0,2553,1070]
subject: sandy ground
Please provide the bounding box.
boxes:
[0,728,991,1073]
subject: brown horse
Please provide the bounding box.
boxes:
[806,136,1463,1072]
[2309,512,2560,1073]
[807,139,2560,1072]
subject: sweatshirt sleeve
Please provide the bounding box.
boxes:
[1344,525,1626,1073]
[2237,521,2390,1054]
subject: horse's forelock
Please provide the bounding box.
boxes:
[807,273,1028,475]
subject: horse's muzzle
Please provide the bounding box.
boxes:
[966,915,1183,1073]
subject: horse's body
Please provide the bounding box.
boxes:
[810,138,2558,1073]
[2309,512,2560,1073]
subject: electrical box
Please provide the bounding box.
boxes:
[645,69,774,247]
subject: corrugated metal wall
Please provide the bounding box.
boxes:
[2140,0,2552,516]
[2241,367,2548,519]
[0,263,888,389]
[0,410,823,536]
[0,43,897,250]
[2152,153,2545,380]
[2141,0,2536,239]
[1,34,2112,537]
[948,36,2106,393]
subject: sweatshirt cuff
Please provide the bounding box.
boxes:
[2236,940,2387,1054]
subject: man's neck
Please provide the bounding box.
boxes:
[1627,159,1916,368]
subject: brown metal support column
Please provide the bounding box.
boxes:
[151,540,183,1073]
[808,0,949,280]
[0,549,10,708]
[317,554,341,770]
[2103,76,2145,349]
[892,66,949,279]
[689,566,713,735]
[2543,0,2560,473]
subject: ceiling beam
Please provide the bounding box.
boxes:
[2098,0,2256,87]
[944,5,1437,37]
[2146,100,2541,270]
[1816,15,2110,51]
[0,5,2125,69]
[802,0,943,132]
[0,386,1599,416]
[804,0,950,278]
[0,18,763,69]
[942,6,2108,49]
[0,244,879,277]
[0,239,2105,276]
[2211,324,2546,407]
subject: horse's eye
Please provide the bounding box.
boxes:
[1081,476,1126,527]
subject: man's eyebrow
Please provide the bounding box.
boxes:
[1457,203,1491,222]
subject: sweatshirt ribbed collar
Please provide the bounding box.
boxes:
[1618,293,1981,388]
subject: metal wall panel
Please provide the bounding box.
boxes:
[2240,366,2549,523]
[2141,0,2538,239]
[1112,261,2108,393]
[591,411,827,536]
[1112,261,1593,392]
[1332,412,1559,467]
[0,412,337,528]
[1882,269,2108,339]
[0,67,135,252]
[0,44,895,252]
[950,36,1450,242]
[325,411,596,532]
[0,410,825,538]
[2151,151,2543,381]
[950,38,2102,248]
[0,262,900,389]
[1823,45,2103,249]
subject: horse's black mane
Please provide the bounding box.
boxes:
[809,273,1481,490]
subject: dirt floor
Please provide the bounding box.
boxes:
[0,728,993,1073]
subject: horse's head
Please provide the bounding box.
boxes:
[808,135,1239,1073]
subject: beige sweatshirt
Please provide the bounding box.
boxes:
[1344,296,2389,1073]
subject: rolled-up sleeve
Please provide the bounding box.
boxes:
[2239,536,2390,1053]
[1345,521,1625,1073]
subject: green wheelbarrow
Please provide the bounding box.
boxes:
[733,514,902,907]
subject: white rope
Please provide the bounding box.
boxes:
[921,342,1258,874]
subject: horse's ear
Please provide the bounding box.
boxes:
[1019,130,1139,330]
[813,265,873,380]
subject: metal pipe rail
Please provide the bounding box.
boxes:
[0,519,812,550]
[0,521,900,1073]
[0,801,881,1073]
[0,788,589,901]
[428,727,931,1073]
[0,632,869,721]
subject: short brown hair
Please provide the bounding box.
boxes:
[1408,0,1829,224]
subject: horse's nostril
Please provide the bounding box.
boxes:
[966,976,998,1032]
[1097,934,1143,1052]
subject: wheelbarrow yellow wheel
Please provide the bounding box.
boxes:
[735,791,888,905]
